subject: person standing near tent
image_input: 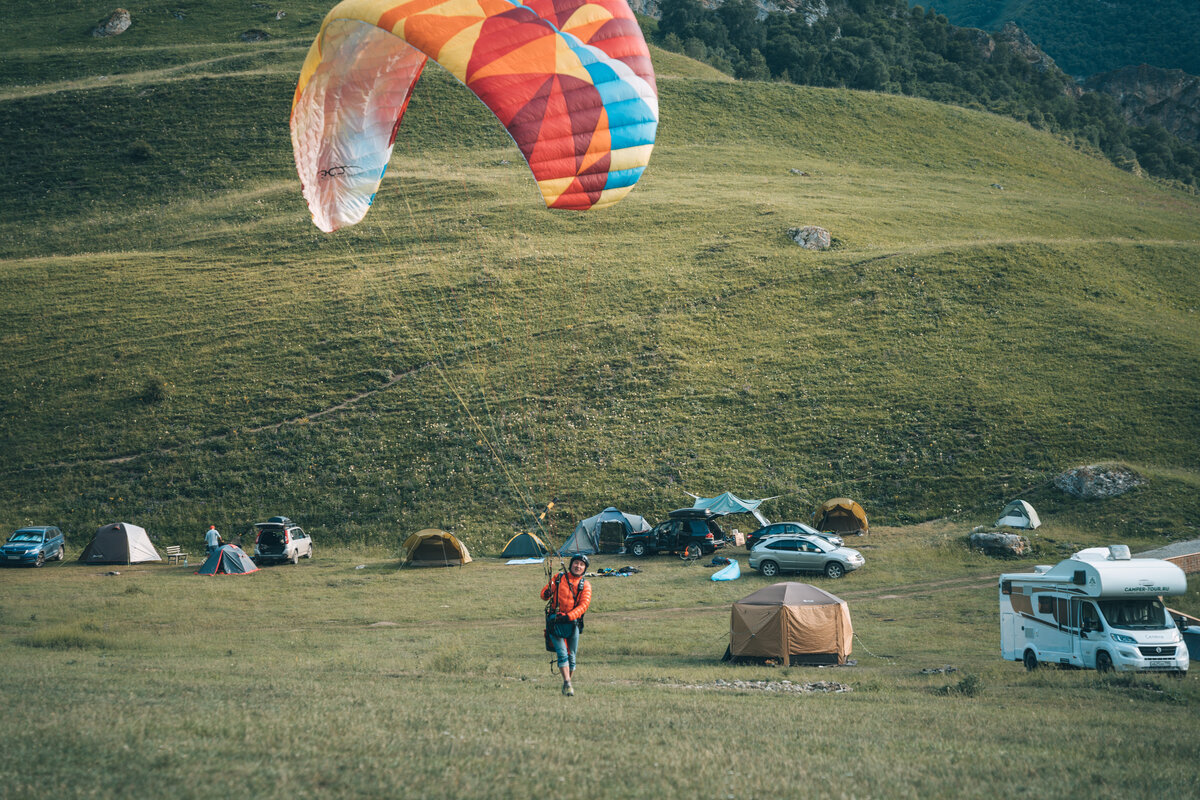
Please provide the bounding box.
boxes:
[204,525,223,557]
[541,554,592,697]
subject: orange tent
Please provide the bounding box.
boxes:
[813,498,869,536]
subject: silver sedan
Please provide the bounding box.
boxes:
[748,534,865,579]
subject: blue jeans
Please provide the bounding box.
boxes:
[551,626,579,671]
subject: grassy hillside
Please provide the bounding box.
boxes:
[2,1,1200,558]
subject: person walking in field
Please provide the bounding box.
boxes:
[205,525,223,557]
[541,554,592,697]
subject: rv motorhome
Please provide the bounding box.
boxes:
[999,545,1188,675]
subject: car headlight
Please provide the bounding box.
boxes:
[1111,633,1136,644]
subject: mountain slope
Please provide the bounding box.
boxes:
[1,3,1199,550]
[921,0,1200,77]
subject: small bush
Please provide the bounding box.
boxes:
[138,376,168,405]
[126,140,156,162]
[934,673,984,697]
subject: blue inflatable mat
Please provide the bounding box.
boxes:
[711,559,740,581]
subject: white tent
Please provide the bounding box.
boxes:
[78,522,162,564]
[995,499,1041,530]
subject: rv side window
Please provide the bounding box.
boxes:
[1001,580,1012,595]
[1037,595,1054,614]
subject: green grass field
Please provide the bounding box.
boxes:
[2,2,1200,796]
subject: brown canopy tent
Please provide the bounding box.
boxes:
[725,582,853,665]
[400,529,472,567]
[813,497,869,536]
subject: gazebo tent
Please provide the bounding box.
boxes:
[688,491,775,527]
[499,532,548,558]
[78,522,162,564]
[725,582,853,665]
[195,544,259,575]
[401,529,472,567]
[995,499,1041,529]
[558,507,651,555]
[813,498,869,536]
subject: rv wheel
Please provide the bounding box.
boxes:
[1022,650,1038,671]
[1095,651,1113,673]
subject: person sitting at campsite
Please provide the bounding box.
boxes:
[204,525,223,557]
[541,554,592,697]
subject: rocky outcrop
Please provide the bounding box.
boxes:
[1085,65,1200,146]
[92,8,131,37]
[788,225,831,250]
[969,531,1030,557]
[1054,463,1145,499]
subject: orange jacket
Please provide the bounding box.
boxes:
[541,572,591,621]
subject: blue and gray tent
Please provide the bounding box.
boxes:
[558,507,651,555]
[195,544,259,575]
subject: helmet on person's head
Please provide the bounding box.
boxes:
[569,554,589,569]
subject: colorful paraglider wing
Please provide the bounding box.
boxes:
[291,0,658,231]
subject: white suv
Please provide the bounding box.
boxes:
[252,517,313,564]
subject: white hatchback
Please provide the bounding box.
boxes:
[252,517,313,565]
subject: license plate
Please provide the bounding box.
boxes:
[6,555,19,560]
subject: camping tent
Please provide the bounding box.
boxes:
[499,532,548,558]
[558,507,651,555]
[725,582,853,665]
[995,499,1041,529]
[195,544,259,575]
[401,529,472,567]
[687,491,775,527]
[78,522,162,564]
[813,498,869,536]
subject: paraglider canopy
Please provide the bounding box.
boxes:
[292,0,659,231]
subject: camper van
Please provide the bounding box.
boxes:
[999,545,1188,675]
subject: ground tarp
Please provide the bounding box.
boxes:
[196,544,259,575]
[688,491,774,527]
[558,507,650,555]
[727,582,853,665]
[78,522,162,564]
[401,529,472,567]
[813,498,869,536]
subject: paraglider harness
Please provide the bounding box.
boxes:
[544,570,587,652]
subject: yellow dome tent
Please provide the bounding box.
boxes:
[813,498,869,536]
[400,529,472,567]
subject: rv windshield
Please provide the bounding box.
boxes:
[1097,598,1172,630]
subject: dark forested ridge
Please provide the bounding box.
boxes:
[916,0,1200,78]
[649,0,1200,188]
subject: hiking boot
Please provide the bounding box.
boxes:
[562,682,574,697]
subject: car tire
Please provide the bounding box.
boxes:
[35,551,45,567]
[305,546,313,559]
[824,562,845,579]
[290,551,299,565]
[630,542,647,557]
[1096,651,1113,673]
[1023,649,1038,671]
[55,547,65,561]
[759,560,779,578]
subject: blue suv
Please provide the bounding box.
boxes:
[2,526,66,567]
